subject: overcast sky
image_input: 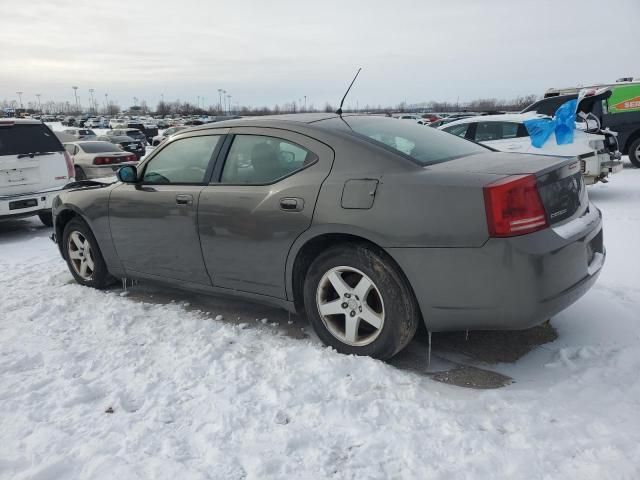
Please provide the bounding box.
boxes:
[2,0,638,110]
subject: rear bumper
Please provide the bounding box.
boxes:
[0,187,66,220]
[387,203,604,332]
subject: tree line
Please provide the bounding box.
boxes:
[2,94,539,116]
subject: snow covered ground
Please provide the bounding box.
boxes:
[1,162,639,479]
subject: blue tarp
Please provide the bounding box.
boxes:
[523,99,577,148]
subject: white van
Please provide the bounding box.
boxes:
[0,119,74,226]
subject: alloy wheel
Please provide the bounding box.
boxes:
[67,231,95,281]
[316,266,385,346]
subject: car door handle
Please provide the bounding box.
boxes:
[280,197,304,212]
[176,194,193,206]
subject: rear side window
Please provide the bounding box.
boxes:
[442,123,470,138]
[474,122,524,141]
[0,124,62,155]
[220,135,317,184]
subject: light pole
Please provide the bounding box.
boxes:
[217,89,223,114]
[36,94,41,112]
[72,86,79,112]
[304,95,307,112]
[89,88,96,114]
[104,93,108,113]
[227,95,232,115]
[16,91,23,109]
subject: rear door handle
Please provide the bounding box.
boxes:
[280,197,304,212]
[176,194,193,206]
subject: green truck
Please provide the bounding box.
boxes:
[525,80,640,167]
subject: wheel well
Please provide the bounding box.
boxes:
[623,129,640,154]
[290,233,421,321]
[54,209,80,256]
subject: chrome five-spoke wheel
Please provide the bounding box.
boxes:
[316,266,385,346]
[67,231,95,281]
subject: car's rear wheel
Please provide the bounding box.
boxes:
[303,244,420,360]
[62,218,116,289]
[628,138,640,168]
[38,211,53,227]
[74,166,86,180]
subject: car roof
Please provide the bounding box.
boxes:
[185,112,341,132]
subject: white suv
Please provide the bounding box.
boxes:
[0,119,74,226]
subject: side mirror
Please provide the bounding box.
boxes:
[117,165,138,183]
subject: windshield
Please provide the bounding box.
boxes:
[316,116,488,165]
[79,142,122,153]
[0,124,63,155]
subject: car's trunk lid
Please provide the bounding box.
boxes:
[437,152,587,226]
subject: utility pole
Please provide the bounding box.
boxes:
[72,86,79,112]
[89,88,95,114]
[16,91,23,109]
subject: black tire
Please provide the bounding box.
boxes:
[62,217,116,289]
[74,166,86,180]
[303,244,421,360]
[38,211,53,227]
[628,138,640,168]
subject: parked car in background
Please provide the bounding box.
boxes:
[62,128,97,140]
[61,116,76,126]
[127,122,158,144]
[96,135,146,159]
[63,141,138,180]
[151,126,187,146]
[529,82,640,167]
[439,111,622,184]
[106,128,147,145]
[53,113,604,360]
[109,118,126,129]
[85,118,101,128]
[1,118,74,226]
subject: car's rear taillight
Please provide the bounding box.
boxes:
[64,151,75,178]
[483,174,548,237]
[93,156,117,165]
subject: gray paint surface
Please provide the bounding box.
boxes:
[53,114,605,332]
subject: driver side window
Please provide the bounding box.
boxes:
[143,135,221,184]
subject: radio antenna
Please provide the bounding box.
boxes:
[336,67,362,116]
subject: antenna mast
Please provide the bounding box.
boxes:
[336,67,362,116]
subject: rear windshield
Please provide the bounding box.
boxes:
[0,123,63,155]
[126,129,143,135]
[79,142,122,153]
[79,129,94,135]
[316,116,488,165]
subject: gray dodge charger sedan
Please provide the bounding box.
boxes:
[52,113,605,359]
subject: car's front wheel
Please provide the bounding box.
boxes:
[303,244,420,360]
[62,218,116,289]
[628,138,640,168]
